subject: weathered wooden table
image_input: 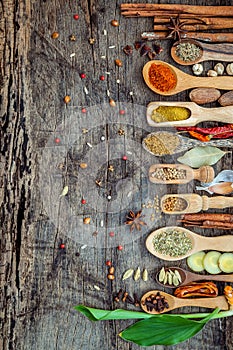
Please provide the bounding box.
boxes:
[1,1,233,349]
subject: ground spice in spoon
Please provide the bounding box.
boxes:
[148,63,177,92]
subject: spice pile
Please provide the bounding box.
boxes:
[151,105,190,123]
[175,42,201,62]
[152,228,193,257]
[162,196,188,212]
[151,167,187,181]
[143,132,180,155]
[158,267,182,286]
[142,292,169,313]
[148,63,177,92]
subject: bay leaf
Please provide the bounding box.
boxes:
[122,268,134,281]
[177,146,226,168]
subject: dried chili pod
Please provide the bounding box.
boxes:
[152,43,163,54]
[148,51,157,60]
[134,40,145,50]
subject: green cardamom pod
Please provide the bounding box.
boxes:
[142,269,148,282]
[134,267,141,281]
[122,268,134,281]
[158,267,165,282]
[174,269,182,283]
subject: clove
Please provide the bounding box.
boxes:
[133,293,140,307]
[126,294,135,304]
[122,291,129,302]
[114,289,123,302]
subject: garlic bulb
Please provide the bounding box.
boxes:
[207,69,218,77]
[226,63,233,75]
[214,63,224,76]
[192,63,203,75]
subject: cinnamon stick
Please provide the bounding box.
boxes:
[154,23,233,31]
[153,17,233,27]
[203,220,233,228]
[120,4,233,17]
[181,213,233,222]
[141,31,233,43]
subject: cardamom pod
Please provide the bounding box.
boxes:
[173,275,180,287]
[134,267,140,281]
[174,269,182,283]
[168,273,173,285]
[158,267,165,282]
[122,268,134,281]
[142,268,148,282]
[60,185,68,197]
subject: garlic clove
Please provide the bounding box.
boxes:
[192,63,203,76]
[226,63,233,76]
[207,69,218,77]
[214,63,224,76]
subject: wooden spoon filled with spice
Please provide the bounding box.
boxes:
[171,39,233,66]
[142,60,233,96]
[146,101,233,127]
[146,226,233,261]
[141,290,228,315]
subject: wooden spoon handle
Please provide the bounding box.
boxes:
[202,195,233,210]
[176,296,228,310]
[190,76,233,91]
[200,235,233,252]
[202,43,233,62]
[190,273,233,283]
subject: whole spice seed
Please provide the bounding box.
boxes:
[175,42,201,62]
[144,132,180,156]
[142,269,148,282]
[148,63,176,92]
[51,32,59,39]
[114,289,123,302]
[158,268,182,286]
[151,106,190,123]
[109,266,115,275]
[83,217,91,224]
[107,274,115,280]
[152,228,193,257]
[115,59,123,67]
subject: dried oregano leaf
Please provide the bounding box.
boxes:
[134,267,141,281]
[122,269,134,281]
[60,185,69,197]
[177,146,227,168]
[142,269,148,282]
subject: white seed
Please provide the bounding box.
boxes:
[70,53,75,57]
[84,87,89,94]
[94,285,100,291]
[107,195,112,200]
[109,45,116,49]
[100,220,104,227]
[106,89,110,96]
[129,91,133,96]
[86,142,93,148]
[116,79,120,84]
[105,72,111,75]
[81,244,87,249]
[100,135,105,141]
[101,55,106,59]
[103,29,107,35]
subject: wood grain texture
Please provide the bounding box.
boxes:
[1,0,233,349]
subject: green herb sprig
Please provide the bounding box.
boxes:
[74,305,233,346]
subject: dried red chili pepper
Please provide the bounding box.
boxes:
[177,124,233,136]
[188,131,212,142]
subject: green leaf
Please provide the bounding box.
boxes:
[177,146,226,168]
[74,305,155,321]
[120,309,219,346]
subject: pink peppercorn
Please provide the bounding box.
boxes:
[100,75,105,81]
[117,245,123,251]
[60,243,65,249]
[55,137,61,144]
[122,155,127,160]
[109,232,114,237]
[73,14,79,20]
[106,260,112,266]
[80,73,86,79]
[119,110,125,115]
[81,108,87,113]
[81,198,86,204]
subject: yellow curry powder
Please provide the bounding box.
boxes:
[151,106,191,123]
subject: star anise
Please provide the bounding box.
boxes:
[166,15,189,41]
[125,210,147,232]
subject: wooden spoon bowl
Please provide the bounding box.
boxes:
[155,266,233,289]
[171,39,233,66]
[146,226,233,261]
[141,290,229,314]
[142,60,233,96]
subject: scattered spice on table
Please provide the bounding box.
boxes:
[152,228,192,257]
[175,42,201,62]
[148,63,176,92]
[151,167,187,181]
[143,132,180,155]
[151,106,191,123]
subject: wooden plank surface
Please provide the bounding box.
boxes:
[1,0,233,349]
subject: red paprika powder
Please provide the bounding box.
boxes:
[148,63,176,92]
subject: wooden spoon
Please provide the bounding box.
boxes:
[146,101,233,127]
[142,60,233,96]
[155,267,233,289]
[141,290,229,314]
[146,226,233,261]
[171,39,233,66]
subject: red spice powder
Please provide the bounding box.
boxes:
[148,63,176,92]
